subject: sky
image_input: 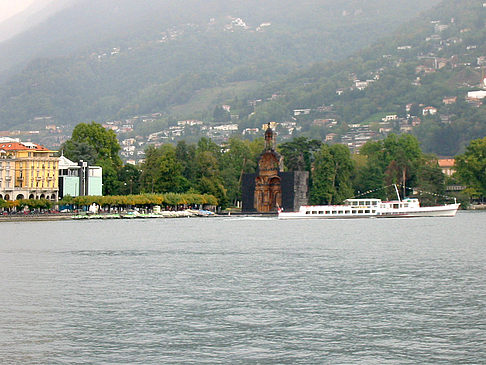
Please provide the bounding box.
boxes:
[0,0,36,23]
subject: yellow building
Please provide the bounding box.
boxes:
[0,138,59,201]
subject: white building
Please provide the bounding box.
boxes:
[467,90,486,100]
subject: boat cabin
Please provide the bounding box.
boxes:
[299,199,381,217]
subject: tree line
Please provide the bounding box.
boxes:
[59,123,485,209]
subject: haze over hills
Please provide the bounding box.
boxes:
[0,0,66,43]
[0,0,439,131]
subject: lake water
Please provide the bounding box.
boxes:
[1,212,485,364]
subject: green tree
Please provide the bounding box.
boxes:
[213,106,231,123]
[140,145,189,194]
[416,158,446,205]
[220,137,257,204]
[118,164,141,195]
[62,122,123,195]
[175,141,197,183]
[278,137,322,172]
[61,140,97,165]
[360,134,423,197]
[68,122,122,166]
[310,144,354,204]
[194,138,228,208]
[455,137,486,200]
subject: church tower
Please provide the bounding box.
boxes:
[241,124,309,213]
[254,124,282,212]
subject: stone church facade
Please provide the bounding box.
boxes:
[241,124,309,213]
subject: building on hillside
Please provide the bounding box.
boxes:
[438,158,455,177]
[58,155,103,198]
[241,124,309,213]
[422,106,438,116]
[0,138,59,201]
[442,96,457,105]
[467,90,486,100]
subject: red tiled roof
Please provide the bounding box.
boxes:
[0,142,50,151]
[438,158,455,168]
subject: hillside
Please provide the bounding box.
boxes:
[0,0,439,131]
[229,0,486,156]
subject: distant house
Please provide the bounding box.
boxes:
[467,90,486,100]
[443,96,457,105]
[213,124,238,131]
[293,109,311,116]
[313,119,336,126]
[422,106,438,116]
[438,158,455,177]
[325,133,337,142]
[382,115,398,121]
[242,128,259,135]
[354,80,369,90]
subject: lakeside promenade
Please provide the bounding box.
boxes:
[1,204,485,223]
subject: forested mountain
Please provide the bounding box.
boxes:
[0,0,439,130]
[235,0,486,156]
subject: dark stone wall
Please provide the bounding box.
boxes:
[241,171,309,212]
[241,173,257,212]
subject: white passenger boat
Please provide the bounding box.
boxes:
[277,188,460,219]
[278,198,381,219]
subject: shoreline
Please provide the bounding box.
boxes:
[0,207,484,222]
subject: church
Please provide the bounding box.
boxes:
[241,124,309,213]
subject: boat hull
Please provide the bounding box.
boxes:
[377,203,460,218]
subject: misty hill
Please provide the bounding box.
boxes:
[0,0,438,130]
[0,0,70,44]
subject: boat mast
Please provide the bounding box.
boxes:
[394,184,401,201]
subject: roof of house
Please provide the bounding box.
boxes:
[438,158,455,168]
[0,142,50,151]
[58,155,78,169]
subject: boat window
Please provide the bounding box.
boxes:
[312,211,317,214]
[404,203,408,207]
[365,210,370,213]
[372,210,376,213]
[319,211,324,214]
[393,204,399,209]
[359,210,364,214]
[325,211,330,214]
[306,211,310,214]
[359,201,365,206]
[352,210,357,214]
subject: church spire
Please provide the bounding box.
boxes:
[264,123,275,150]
